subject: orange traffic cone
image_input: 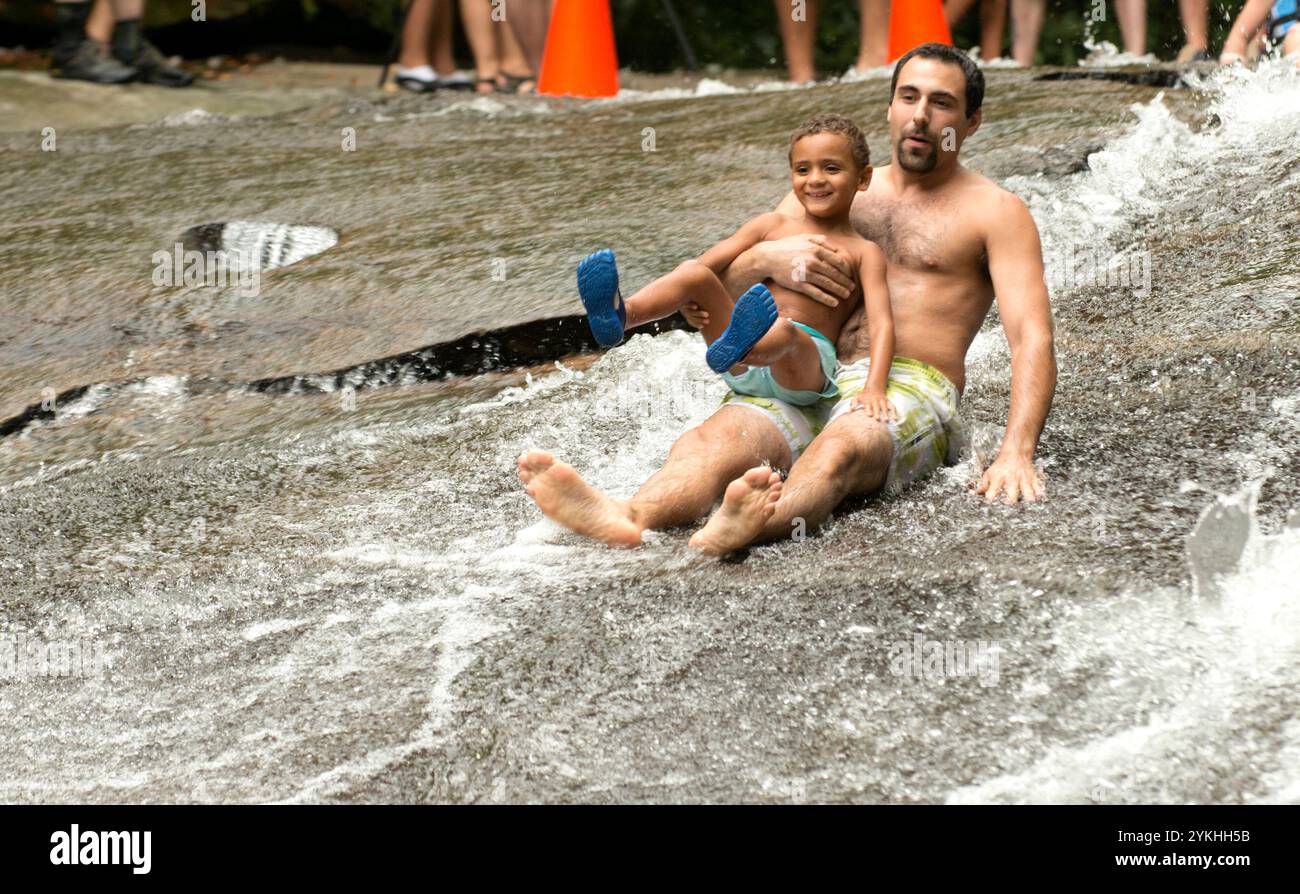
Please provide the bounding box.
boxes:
[887,0,954,62]
[537,0,619,98]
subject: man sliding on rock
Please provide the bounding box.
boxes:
[519,43,1056,555]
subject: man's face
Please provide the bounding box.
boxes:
[888,57,979,173]
[790,132,870,219]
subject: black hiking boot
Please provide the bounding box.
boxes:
[51,38,138,85]
[111,20,193,88]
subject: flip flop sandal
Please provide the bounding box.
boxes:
[496,70,537,94]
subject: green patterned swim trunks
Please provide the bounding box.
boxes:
[719,355,964,495]
[828,356,965,494]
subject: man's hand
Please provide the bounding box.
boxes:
[974,453,1045,504]
[749,234,856,307]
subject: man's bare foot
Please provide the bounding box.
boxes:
[517,450,643,547]
[689,466,783,556]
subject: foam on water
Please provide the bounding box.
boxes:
[1010,59,1300,282]
[948,483,1300,804]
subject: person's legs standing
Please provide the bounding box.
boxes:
[775,0,819,83]
[1114,0,1146,56]
[494,11,536,91]
[506,0,552,76]
[942,0,1004,60]
[87,0,114,43]
[1010,0,1044,66]
[978,0,1008,59]
[944,0,978,28]
[51,0,136,83]
[109,0,193,86]
[460,0,501,92]
[430,0,458,75]
[856,0,890,70]
[396,0,440,90]
[1176,0,1209,60]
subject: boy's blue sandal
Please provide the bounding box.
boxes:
[707,283,778,373]
[577,249,626,347]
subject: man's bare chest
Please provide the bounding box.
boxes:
[852,198,986,275]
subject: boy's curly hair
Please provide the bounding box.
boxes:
[788,114,871,169]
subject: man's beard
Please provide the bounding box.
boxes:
[896,134,938,173]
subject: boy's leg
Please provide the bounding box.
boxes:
[623,260,735,339]
[741,319,829,393]
[580,253,737,347]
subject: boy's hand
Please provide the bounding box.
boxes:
[851,390,898,422]
[681,302,709,330]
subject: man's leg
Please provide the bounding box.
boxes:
[691,409,892,554]
[520,404,792,547]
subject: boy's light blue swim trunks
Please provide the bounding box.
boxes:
[720,354,965,495]
[719,321,839,407]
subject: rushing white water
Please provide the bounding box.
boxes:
[2,60,1298,803]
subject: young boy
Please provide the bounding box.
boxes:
[576,113,896,420]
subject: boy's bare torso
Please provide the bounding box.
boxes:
[756,213,870,341]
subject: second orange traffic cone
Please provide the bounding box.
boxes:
[887,0,954,62]
[537,0,619,98]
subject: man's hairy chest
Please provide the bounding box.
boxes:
[852,197,987,275]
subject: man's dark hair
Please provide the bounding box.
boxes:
[889,43,984,118]
[789,113,871,169]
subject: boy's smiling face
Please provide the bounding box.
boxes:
[790,132,871,220]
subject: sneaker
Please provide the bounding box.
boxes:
[437,71,475,91]
[51,39,137,84]
[395,65,439,93]
[117,39,193,88]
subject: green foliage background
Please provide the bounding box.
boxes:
[4,0,1252,67]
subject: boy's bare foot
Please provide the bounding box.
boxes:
[689,466,783,556]
[517,450,643,547]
